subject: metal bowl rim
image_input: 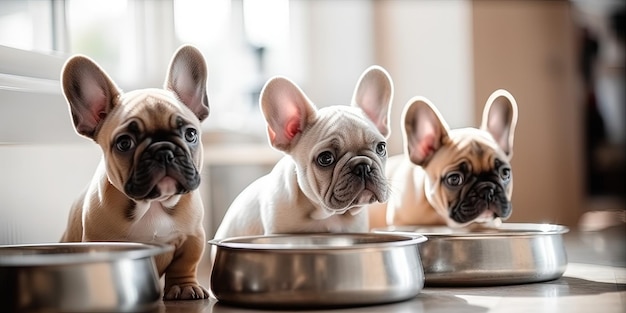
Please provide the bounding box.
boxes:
[209,232,427,250]
[0,241,173,266]
[372,223,569,238]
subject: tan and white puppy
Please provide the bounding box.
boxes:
[60,45,210,300]
[214,66,393,239]
[369,90,518,228]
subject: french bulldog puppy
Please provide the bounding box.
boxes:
[368,90,518,228]
[60,45,210,300]
[214,66,393,239]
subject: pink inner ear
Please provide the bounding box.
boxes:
[417,134,436,160]
[285,118,301,140]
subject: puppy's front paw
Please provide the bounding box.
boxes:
[164,284,209,300]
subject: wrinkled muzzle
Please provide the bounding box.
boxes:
[124,141,200,200]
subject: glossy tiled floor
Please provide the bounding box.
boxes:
[158,225,626,313]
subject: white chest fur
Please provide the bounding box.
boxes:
[127,201,179,243]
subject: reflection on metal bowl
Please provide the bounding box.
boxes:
[209,233,427,308]
[0,242,172,312]
[373,223,569,286]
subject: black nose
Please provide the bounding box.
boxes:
[352,163,371,178]
[155,149,175,164]
[478,185,495,201]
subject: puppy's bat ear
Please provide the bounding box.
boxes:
[165,45,210,121]
[480,89,518,158]
[351,65,394,138]
[61,55,121,140]
[402,97,450,166]
[260,77,317,152]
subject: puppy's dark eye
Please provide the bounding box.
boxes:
[444,171,464,187]
[376,142,387,157]
[499,167,512,182]
[115,135,135,152]
[317,151,335,167]
[184,127,198,143]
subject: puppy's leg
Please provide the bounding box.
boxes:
[60,202,84,242]
[163,233,209,300]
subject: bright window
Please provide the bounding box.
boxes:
[1,0,295,135]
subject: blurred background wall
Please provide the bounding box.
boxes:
[1,0,623,242]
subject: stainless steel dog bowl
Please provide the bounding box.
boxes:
[0,242,173,313]
[374,223,569,286]
[209,233,427,308]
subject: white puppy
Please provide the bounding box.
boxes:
[214,66,393,238]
